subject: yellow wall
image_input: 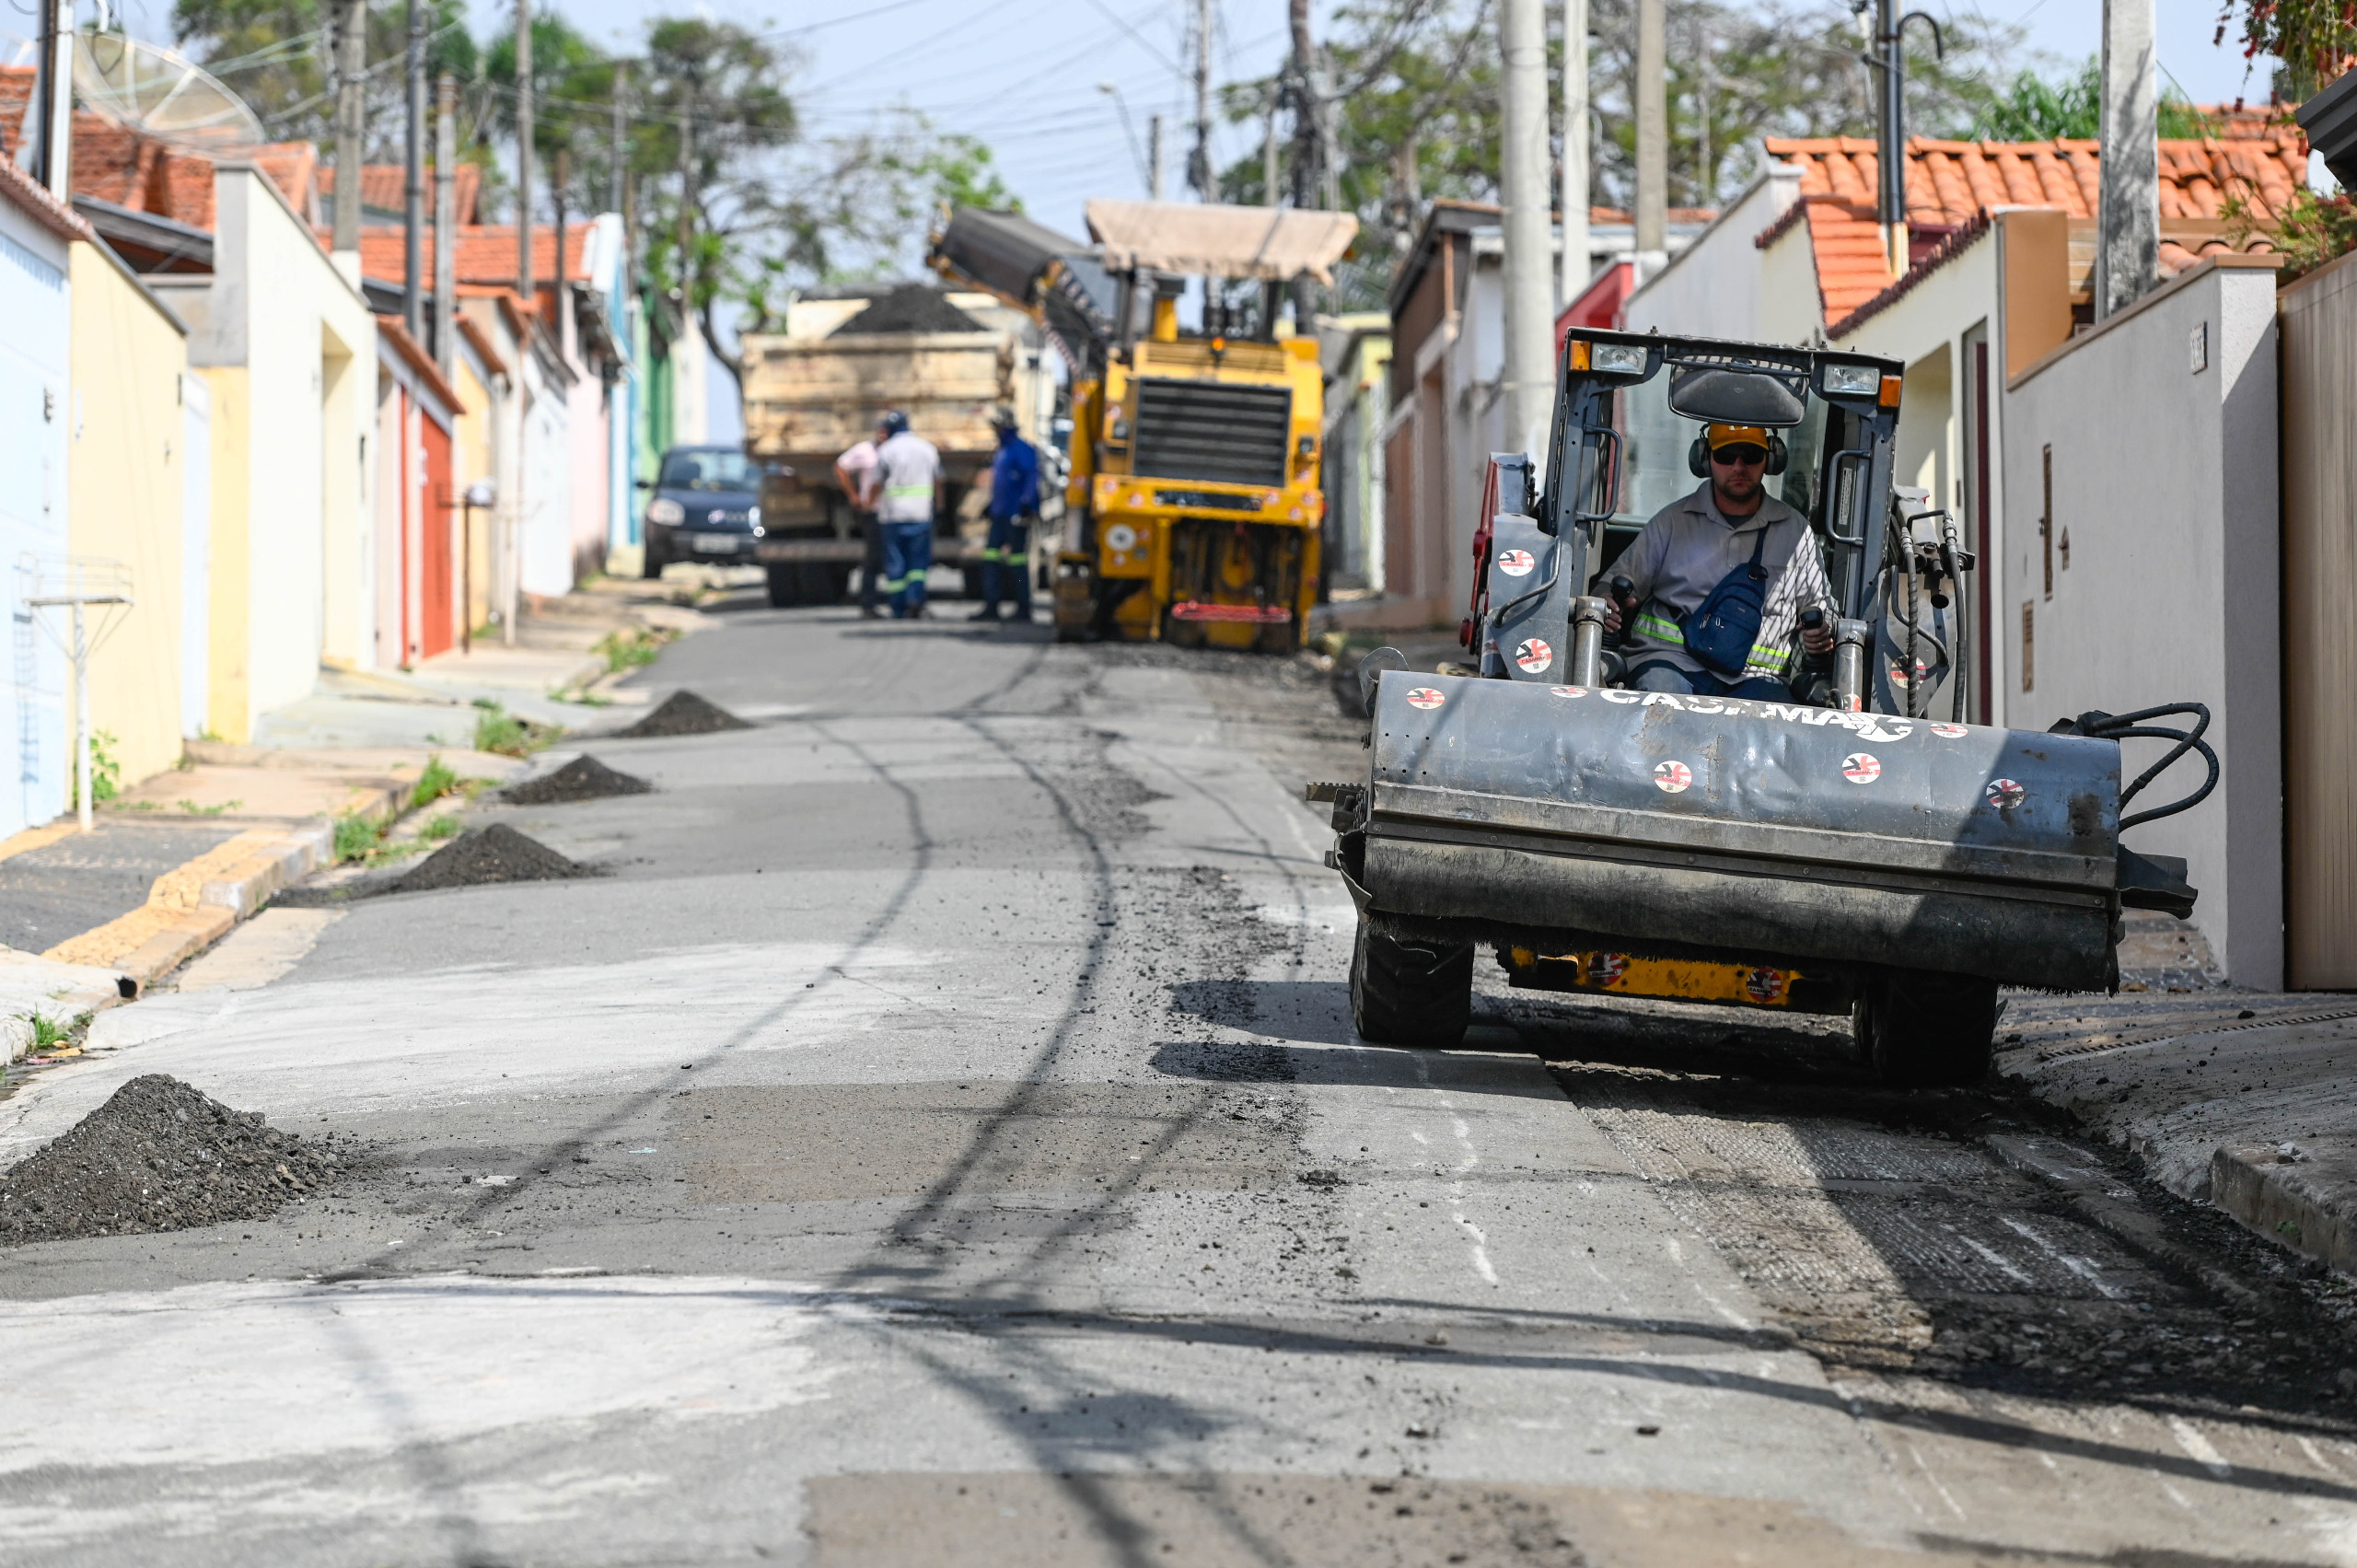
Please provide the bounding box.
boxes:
[203,366,250,740]
[454,356,495,636]
[68,243,190,786]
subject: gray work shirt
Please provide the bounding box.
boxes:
[1612,482,1833,680]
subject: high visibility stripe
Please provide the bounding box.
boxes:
[1745,643,1794,668]
[884,483,931,500]
[1634,613,1683,642]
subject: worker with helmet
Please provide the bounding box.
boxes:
[972,406,1040,622]
[861,410,944,619]
[1600,422,1837,699]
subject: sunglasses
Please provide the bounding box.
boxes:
[1711,444,1768,466]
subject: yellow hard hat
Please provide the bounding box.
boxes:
[1705,424,1770,450]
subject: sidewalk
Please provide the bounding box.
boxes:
[0,585,700,1041]
[2002,985,2357,1278]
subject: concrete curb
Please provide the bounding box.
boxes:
[2212,1144,2356,1277]
[41,819,337,987]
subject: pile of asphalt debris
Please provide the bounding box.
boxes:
[396,823,588,891]
[0,1074,347,1245]
[502,754,653,805]
[613,691,751,738]
[831,284,983,335]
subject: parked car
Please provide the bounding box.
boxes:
[639,446,775,577]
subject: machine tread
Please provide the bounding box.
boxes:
[1351,921,1474,1050]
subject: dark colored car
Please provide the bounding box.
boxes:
[639,446,772,577]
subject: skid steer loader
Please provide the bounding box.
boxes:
[1315,331,2216,1086]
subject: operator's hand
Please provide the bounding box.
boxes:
[1602,599,1623,634]
[1800,618,1835,656]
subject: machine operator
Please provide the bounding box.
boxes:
[1600,422,1836,701]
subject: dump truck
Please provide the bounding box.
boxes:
[930,201,1356,651]
[738,284,1051,608]
[1318,329,2216,1085]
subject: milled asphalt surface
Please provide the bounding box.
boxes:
[0,820,244,953]
[2,600,2355,1566]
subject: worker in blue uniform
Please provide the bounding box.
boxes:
[971,407,1040,622]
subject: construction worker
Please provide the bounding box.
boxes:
[1601,423,1836,699]
[834,416,888,620]
[861,411,944,620]
[971,406,1040,621]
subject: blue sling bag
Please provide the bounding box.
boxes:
[1681,525,1771,678]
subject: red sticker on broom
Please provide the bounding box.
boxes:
[1515,638,1553,673]
[1987,777,2026,810]
[1549,685,1587,698]
[1654,760,1692,793]
[1931,724,1968,738]
[1405,687,1446,710]
[1841,752,1882,784]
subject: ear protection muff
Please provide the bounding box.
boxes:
[1689,433,1791,478]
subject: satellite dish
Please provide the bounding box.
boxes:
[74,33,266,154]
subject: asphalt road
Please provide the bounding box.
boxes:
[4,600,2354,1567]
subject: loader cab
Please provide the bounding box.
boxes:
[1538,332,1906,621]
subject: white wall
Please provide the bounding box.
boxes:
[2002,261,2282,988]
[1620,168,1802,343]
[180,370,211,738]
[0,201,71,836]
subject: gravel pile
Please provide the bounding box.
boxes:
[831,284,983,335]
[0,1074,346,1245]
[396,823,587,890]
[503,755,653,805]
[613,691,752,738]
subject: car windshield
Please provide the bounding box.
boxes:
[660,450,760,492]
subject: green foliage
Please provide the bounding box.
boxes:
[420,813,463,842]
[2226,181,2357,276]
[593,626,671,673]
[2218,0,2357,97]
[333,810,382,863]
[177,797,241,815]
[23,1010,71,1053]
[409,755,459,810]
[170,0,476,148]
[71,730,122,807]
[470,702,556,758]
[1971,58,2213,142]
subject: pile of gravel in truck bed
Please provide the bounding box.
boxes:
[502,754,653,805]
[831,283,984,335]
[395,823,587,891]
[0,1074,345,1245]
[612,690,752,738]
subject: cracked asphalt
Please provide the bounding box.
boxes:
[1,598,2352,1567]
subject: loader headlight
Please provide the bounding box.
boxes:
[647,497,685,526]
[1591,343,1649,377]
[1818,362,1881,398]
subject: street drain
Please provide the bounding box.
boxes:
[0,1074,349,1245]
[396,823,587,890]
[612,691,752,738]
[501,755,653,805]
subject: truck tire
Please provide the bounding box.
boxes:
[1350,920,1473,1050]
[1858,969,1998,1087]
[642,531,667,579]
[765,564,802,608]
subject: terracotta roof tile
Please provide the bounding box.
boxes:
[321,162,483,225]
[347,224,593,289]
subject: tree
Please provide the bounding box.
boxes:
[2215,0,2354,100]
[1971,56,2213,141]
[1219,0,2020,310]
[172,0,475,150]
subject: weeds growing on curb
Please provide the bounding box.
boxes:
[409,756,459,809]
[419,813,462,842]
[593,627,673,674]
[332,811,382,863]
[471,701,559,758]
[178,798,239,816]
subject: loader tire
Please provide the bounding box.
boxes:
[1350,920,1473,1050]
[1859,969,1998,1088]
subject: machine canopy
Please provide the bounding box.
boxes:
[1084,201,1360,284]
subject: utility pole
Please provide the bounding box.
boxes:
[676,107,695,316]
[1696,21,1713,208]
[1633,0,1666,258]
[404,0,426,341]
[1560,0,1589,307]
[2096,0,2158,317]
[1501,0,1553,464]
[1875,0,1903,272]
[35,0,69,198]
[1263,92,1280,206]
[1286,0,1319,324]
[333,0,366,252]
[515,0,535,314]
[1190,0,1212,197]
[610,64,628,214]
[1147,113,1164,200]
[435,72,457,378]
